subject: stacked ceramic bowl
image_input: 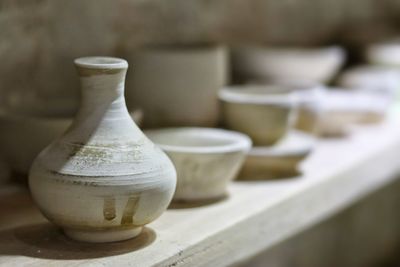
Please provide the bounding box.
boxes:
[219,84,321,179]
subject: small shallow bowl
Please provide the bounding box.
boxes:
[232,45,345,83]
[145,128,251,201]
[239,130,315,180]
[318,88,391,137]
[219,85,298,146]
[0,108,143,176]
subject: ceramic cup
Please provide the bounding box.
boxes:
[219,85,299,146]
[145,128,251,201]
[231,45,345,83]
[126,45,228,128]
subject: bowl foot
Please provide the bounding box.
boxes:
[64,227,142,243]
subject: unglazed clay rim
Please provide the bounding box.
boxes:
[236,44,345,55]
[248,130,315,157]
[74,57,128,69]
[219,85,298,105]
[145,127,252,154]
[139,44,225,53]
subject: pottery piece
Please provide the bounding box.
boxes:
[0,108,143,176]
[232,45,345,83]
[239,130,315,180]
[318,88,391,137]
[337,65,400,98]
[219,85,297,146]
[145,128,251,201]
[126,45,228,128]
[247,80,325,135]
[366,38,400,67]
[294,86,325,135]
[29,57,176,243]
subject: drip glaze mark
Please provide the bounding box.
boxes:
[121,195,140,225]
[103,197,116,221]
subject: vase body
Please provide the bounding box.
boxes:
[28,57,176,243]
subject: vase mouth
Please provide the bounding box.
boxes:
[74,57,128,69]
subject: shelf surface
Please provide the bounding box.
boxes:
[1,117,400,267]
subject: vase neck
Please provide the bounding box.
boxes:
[65,57,136,143]
[78,70,128,117]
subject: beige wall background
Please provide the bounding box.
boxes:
[1,0,400,107]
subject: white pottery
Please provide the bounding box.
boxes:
[126,45,228,128]
[244,80,326,135]
[239,130,315,180]
[366,38,400,67]
[145,128,251,201]
[232,45,345,83]
[318,88,391,137]
[337,65,400,98]
[28,57,176,243]
[219,85,297,146]
[0,108,142,176]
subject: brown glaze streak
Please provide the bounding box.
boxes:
[77,67,124,77]
[121,196,140,225]
[103,197,116,221]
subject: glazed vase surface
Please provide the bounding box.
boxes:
[28,57,176,243]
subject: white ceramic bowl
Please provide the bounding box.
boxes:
[337,65,400,98]
[0,109,143,176]
[239,130,315,180]
[318,88,391,136]
[232,45,345,83]
[145,128,251,201]
[248,80,326,135]
[219,85,298,146]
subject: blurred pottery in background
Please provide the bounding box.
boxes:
[239,130,315,180]
[126,45,228,128]
[0,108,142,177]
[29,57,176,243]
[219,85,297,146]
[146,128,251,202]
[366,38,400,67]
[318,89,391,137]
[232,45,345,83]
[251,80,325,135]
[293,86,325,135]
[337,65,400,98]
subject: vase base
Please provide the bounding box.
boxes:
[64,227,142,243]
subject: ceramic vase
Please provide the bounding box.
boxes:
[28,57,176,243]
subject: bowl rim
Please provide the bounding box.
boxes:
[218,85,301,105]
[74,57,128,69]
[145,127,252,154]
[248,130,315,157]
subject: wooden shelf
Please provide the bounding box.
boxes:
[1,116,400,266]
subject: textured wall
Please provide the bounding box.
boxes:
[1,0,400,108]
